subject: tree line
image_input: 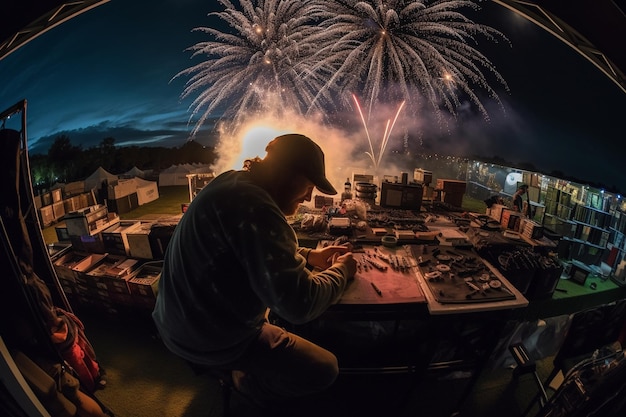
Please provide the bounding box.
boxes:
[29,135,216,191]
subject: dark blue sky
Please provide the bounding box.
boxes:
[1,0,625,191]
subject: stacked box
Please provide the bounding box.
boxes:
[413,169,433,185]
[520,218,544,240]
[126,222,155,259]
[39,205,55,227]
[128,262,162,309]
[63,195,81,213]
[85,256,139,306]
[71,253,109,288]
[436,179,466,208]
[436,179,467,193]
[64,253,108,305]
[41,191,52,207]
[102,221,142,256]
[148,223,177,259]
[51,188,62,203]
[488,203,507,222]
[500,209,522,231]
[53,251,92,300]
[52,201,65,221]
[65,205,119,237]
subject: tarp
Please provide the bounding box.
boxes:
[107,177,159,205]
[135,177,159,205]
[84,166,118,191]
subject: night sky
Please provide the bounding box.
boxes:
[1,0,625,192]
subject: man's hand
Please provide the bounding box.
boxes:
[332,252,357,279]
[307,245,350,270]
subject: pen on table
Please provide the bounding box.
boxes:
[370,282,383,297]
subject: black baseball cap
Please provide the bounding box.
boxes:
[265,134,337,195]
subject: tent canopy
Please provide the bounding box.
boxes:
[84,166,117,191]
[1,1,110,61]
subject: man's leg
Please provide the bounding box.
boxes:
[230,322,338,405]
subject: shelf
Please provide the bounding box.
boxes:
[562,236,606,250]
[571,219,609,231]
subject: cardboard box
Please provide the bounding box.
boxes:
[413,169,433,185]
[52,201,65,220]
[71,253,110,288]
[441,191,464,208]
[128,262,162,300]
[65,205,119,236]
[39,205,55,227]
[63,196,81,213]
[53,251,92,284]
[51,187,62,203]
[520,218,544,240]
[148,223,177,260]
[83,254,128,290]
[436,179,466,193]
[102,221,142,256]
[501,209,522,231]
[488,204,507,222]
[126,222,154,259]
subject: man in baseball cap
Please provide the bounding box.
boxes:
[263,133,337,195]
[153,133,355,410]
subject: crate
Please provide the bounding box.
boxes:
[436,179,467,193]
[126,222,154,259]
[52,201,65,221]
[63,196,81,213]
[39,205,55,227]
[148,223,177,260]
[128,262,162,302]
[51,187,62,203]
[81,254,128,290]
[65,205,119,237]
[53,251,92,284]
[102,221,142,256]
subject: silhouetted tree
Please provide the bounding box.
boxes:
[47,135,82,183]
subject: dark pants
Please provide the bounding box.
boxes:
[224,322,338,405]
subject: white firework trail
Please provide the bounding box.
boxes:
[314,0,510,122]
[353,94,406,172]
[174,0,336,136]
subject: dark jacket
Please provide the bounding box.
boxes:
[152,170,349,366]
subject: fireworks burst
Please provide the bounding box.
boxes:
[174,0,335,136]
[315,0,510,121]
[177,0,510,138]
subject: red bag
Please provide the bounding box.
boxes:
[52,308,102,393]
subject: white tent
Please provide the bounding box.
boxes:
[84,166,118,191]
[158,164,192,186]
[122,166,146,179]
[107,177,159,205]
